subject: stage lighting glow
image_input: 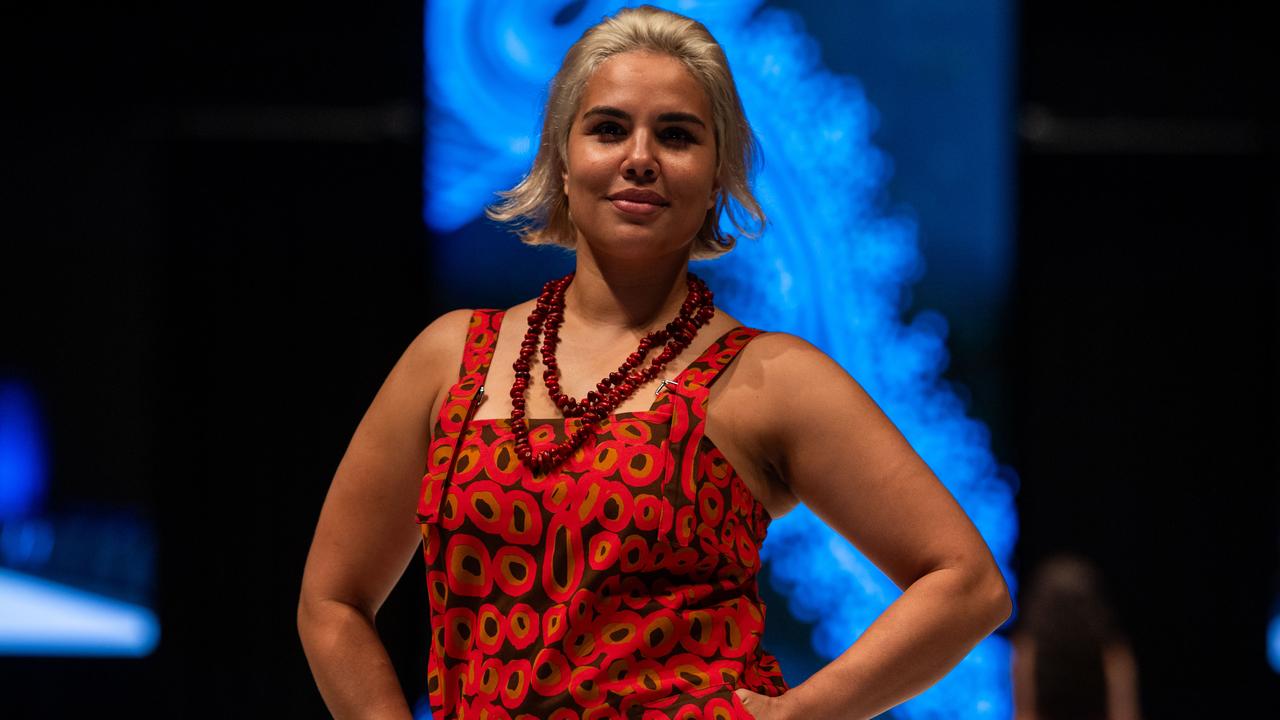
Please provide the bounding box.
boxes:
[0,380,46,519]
[0,516,54,568]
[424,2,1018,716]
[0,567,159,656]
[0,379,158,657]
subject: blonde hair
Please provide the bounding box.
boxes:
[485,4,765,260]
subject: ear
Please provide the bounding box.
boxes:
[561,165,569,195]
[707,177,720,211]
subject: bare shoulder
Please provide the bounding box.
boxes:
[401,308,478,409]
[732,329,882,459]
[751,330,880,419]
[502,297,539,317]
[411,307,478,360]
[709,326,856,416]
[741,329,824,355]
[738,330,850,384]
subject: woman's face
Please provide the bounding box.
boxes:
[562,51,719,260]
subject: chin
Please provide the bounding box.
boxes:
[588,227,693,259]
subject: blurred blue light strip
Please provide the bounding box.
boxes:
[0,567,159,657]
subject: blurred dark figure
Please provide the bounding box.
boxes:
[1012,554,1142,720]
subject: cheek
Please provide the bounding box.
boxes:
[565,153,614,194]
[670,162,718,200]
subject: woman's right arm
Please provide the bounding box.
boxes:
[297,309,472,720]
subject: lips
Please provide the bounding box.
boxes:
[607,189,669,205]
[607,188,669,217]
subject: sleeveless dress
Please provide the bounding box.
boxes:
[416,309,789,719]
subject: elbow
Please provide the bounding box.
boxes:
[297,590,375,638]
[980,566,1015,631]
[296,586,337,640]
[946,558,1012,632]
[296,593,344,654]
[297,592,318,641]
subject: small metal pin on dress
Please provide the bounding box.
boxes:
[655,378,678,396]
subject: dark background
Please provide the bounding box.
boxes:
[3,1,1276,717]
[1015,4,1277,717]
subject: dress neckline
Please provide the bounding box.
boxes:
[467,408,667,425]
[447,408,777,525]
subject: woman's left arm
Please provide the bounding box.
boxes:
[737,333,1013,720]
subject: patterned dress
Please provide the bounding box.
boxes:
[416,309,789,719]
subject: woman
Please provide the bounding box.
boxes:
[298,6,1012,719]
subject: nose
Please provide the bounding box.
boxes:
[621,133,658,181]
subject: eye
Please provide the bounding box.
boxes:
[659,127,697,145]
[586,121,626,141]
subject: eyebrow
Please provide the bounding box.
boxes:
[581,105,707,128]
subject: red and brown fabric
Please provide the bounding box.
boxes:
[416,309,787,719]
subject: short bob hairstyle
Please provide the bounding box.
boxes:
[485,4,765,260]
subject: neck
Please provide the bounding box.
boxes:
[562,241,695,334]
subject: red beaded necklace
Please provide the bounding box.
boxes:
[509,271,715,473]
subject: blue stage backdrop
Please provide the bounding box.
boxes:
[423,2,1016,717]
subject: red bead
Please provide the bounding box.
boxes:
[509,270,714,473]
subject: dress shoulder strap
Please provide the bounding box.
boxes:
[658,325,766,402]
[654,324,766,545]
[418,308,504,525]
[438,307,504,434]
[456,308,506,381]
